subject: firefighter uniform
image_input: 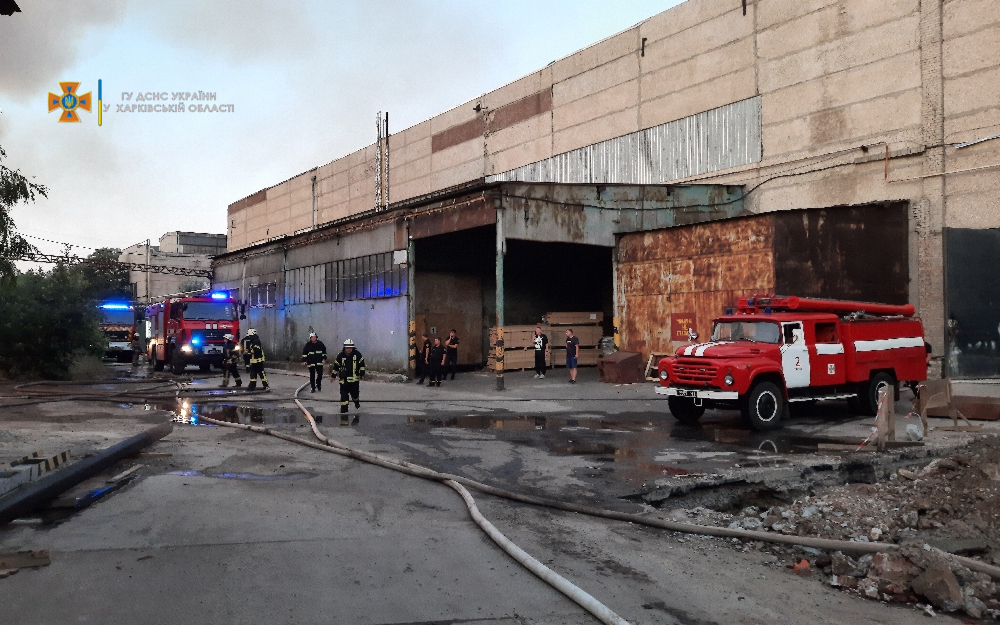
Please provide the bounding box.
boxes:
[301,335,327,392]
[240,334,255,367]
[332,341,365,423]
[221,337,242,388]
[245,335,269,391]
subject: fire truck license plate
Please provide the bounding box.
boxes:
[677,389,696,397]
[205,346,222,354]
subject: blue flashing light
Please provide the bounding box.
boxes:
[210,292,228,300]
[724,307,734,315]
[191,337,201,346]
[764,307,772,314]
[99,303,132,310]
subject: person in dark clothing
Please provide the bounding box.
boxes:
[416,333,431,384]
[565,328,579,384]
[240,332,255,368]
[444,329,460,381]
[427,337,445,387]
[220,333,242,388]
[131,331,143,366]
[301,332,328,392]
[332,339,366,425]
[244,329,269,391]
[533,326,549,379]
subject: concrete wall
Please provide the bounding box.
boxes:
[225,0,1000,373]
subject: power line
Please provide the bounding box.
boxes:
[5,251,212,278]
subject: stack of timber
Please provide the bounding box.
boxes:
[544,312,604,368]
[488,314,606,370]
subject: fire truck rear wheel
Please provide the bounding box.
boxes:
[667,397,705,424]
[861,372,895,416]
[743,381,786,431]
[170,353,185,375]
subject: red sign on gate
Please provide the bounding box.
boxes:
[671,313,697,341]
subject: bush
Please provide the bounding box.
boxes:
[0,264,106,379]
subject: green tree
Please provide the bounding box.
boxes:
[0,146,45,284]
[79,247,131,301]
[0,263,105,379]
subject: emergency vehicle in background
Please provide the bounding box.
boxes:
[98,302,137,363]
[655,295,927,431]
[145,293,240,375]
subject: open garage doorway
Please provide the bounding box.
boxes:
[413,227,614,367]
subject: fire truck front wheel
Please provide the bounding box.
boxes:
[667,396,705,424]
[743,381,786,431]
[859,372,895,416]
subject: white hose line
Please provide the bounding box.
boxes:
[443,479,630,625]
[199,380,632,624]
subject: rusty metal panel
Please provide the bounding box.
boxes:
[413,271,483,365]
[772,204,909,304]
[410,197,493,240]
[619,214,776,360]
[487,96,761,185]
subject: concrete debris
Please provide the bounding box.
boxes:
[910,563,963,611]
[906,423,925,441]
[0,568,18,579]
[792,559,811,575]
[672,438,1000,617]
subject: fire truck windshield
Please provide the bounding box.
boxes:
[712,320,781,344]
[181,302,237,321]
[99,309,134,325]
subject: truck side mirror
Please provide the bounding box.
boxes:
[687,328,699,342]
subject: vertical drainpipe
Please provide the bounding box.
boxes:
[407,220,416,376]
[495,199,505,391]
[311,174,317,228]
[612,235,621,351]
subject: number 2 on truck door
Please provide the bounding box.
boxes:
[780,322,810,388]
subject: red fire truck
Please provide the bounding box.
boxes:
[655,295,927,430]
[146,293,240,374]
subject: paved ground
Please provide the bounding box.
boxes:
[2,364,995,624]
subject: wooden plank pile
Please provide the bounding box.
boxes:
[488,312,605,370]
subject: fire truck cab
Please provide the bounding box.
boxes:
[146,293,240,375]
[98,302,137,363]
[655,296,927,430]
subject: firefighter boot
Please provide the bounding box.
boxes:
[235,379,242,387]
[247,381,257,391]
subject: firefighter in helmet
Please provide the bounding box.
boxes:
[244,329,269,391]
[331,339,365,425]
[220,333,242,388]
[301,332,327,393]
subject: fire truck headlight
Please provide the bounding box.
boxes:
[180,344,193,353]
[659,369,669,381]
[724,374,735,386]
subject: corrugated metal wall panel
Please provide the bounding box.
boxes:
[487,97,761,185]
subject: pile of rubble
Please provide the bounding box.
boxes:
[672,435,1000,619]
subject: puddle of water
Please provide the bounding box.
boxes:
[169,402,307,426]
[168,470,316,481]
[669,423,866,454]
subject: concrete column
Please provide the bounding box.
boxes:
[495,207,505,391]
[918,0,946,378]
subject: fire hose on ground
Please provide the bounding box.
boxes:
[192,376,1000,623]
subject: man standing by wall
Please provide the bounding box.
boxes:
[427,337,445,387]
[301,332,327,393]
[533,326,549,379]
[332,339,365,425]
[416,332,431,385]
[565,329,579,384]
[445,329,460,381]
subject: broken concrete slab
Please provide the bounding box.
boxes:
[910,563,963,611]
[0,550,51,569]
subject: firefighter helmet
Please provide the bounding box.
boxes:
[343,338,355,347]
[247,329,257,336]
[309,332,317,338]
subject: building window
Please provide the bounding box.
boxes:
[248,283,277,308]
[284,251,407,305]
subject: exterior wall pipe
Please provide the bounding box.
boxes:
[0,421,173,526]
[495,203,505,391]
[407,228,416,375]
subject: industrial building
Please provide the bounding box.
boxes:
[122,232,226,303]
[214,0,1000,377]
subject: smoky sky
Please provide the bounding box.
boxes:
[0,0,679,259]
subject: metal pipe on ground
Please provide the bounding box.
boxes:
[0,422,173,526]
